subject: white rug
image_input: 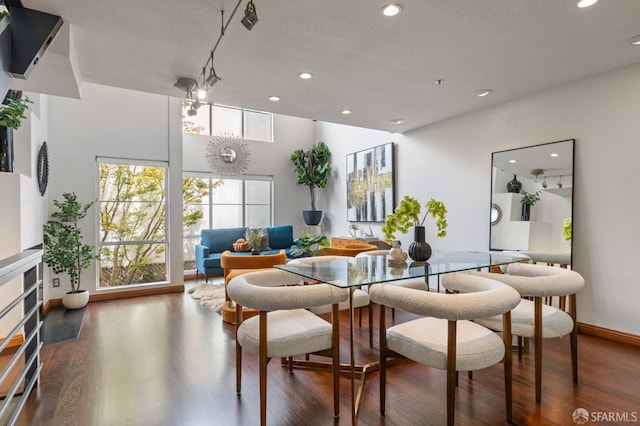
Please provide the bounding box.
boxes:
[189,282,226,312]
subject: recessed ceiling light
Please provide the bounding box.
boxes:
[435,79,445,85]
[268,96,280,101]
[577,0,598,8]
[476,89,493,97]
[299,72,313,79]
[341,109,352,115]
[550,153,559,157]
[381,4,402,17]
[509,159,517,163]
[628,34,640,45]
[390,119,405,125]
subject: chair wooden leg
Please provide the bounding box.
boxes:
[235,303,243,394]
[332,303,340,418]
[569,294,579,383]
[534,296,543,403]
[517,336,523,359]
[379,303,387,415]
[391,307,395,320]
[447,320,457,426]
[503,311,513,423]
[259,311,268,426]
[359,307,362,327]
[288,356,293,373]
[368,304,374,347]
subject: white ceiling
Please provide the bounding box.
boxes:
[17,0,640,133]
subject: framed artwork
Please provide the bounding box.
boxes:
[346,142,395,222]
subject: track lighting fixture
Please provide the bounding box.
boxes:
[173,1,256,104]
[241,1,258,31]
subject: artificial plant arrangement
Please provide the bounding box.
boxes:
[43,193,98,305]
[289,233,330,258]
[290,142,332,224]
[520,190,541,206]
[382,196,448,243]
[0,95,32,129]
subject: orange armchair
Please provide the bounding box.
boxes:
[220,249,287,324]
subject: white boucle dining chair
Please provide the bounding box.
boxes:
[356,249,430,321]
[227,269,348,426]
[369,273,521,426]
[288,255,374,344]
[466,262,585,403]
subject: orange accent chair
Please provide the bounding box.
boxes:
[220,249,287,324]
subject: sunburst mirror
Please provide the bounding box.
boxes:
[206,133,250,176]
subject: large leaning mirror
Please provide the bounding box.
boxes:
[490,139,574,264]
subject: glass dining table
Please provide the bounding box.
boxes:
[275,250,530,424]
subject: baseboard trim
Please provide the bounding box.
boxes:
[578,322,640,347]
[0,334,24,350]
[42,299,63,316]
[45,285,185,310]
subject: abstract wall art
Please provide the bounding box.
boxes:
[346,142,395,222]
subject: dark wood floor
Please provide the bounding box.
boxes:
[18,288,640,425]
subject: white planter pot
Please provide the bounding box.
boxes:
[62,290,89,310]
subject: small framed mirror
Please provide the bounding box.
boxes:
[490,204,501,225]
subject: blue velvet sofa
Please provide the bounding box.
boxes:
[195,225,295,281]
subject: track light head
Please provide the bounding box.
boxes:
[241,1,258,31]
[205,68,221,87]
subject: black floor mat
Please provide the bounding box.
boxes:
[41,306,86,345]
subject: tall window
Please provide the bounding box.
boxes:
[98,160,168,287]
[182,103,273,143]
[183,175,273,271]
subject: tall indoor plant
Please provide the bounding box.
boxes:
[382,196,447,261]
[43,192,98,309]
[0,91,32,173]
[290,141,332,225]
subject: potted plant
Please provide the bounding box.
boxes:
[0,91,32,173]
[43,192,99,309]
[520,190,541,221]
[290,141,332,225]
[289,233,329,258]
[381,196,447,261]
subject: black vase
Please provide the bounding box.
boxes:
[0,126,14,173]
[408,226,432,262]
[521,204,531,221]
[507,175,522,193]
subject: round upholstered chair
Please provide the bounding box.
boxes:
[467,263,585,403]
[356,249,429,322]
[220,249,287,324]
[369,273,521,425]
[289,255,373,344]
[227,269,348,426]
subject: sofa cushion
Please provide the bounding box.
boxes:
[268,225,294,249]
[201,252,223,269]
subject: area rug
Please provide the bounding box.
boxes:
[189,282,226,312]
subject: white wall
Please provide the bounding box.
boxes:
[0,93,48,336]
[319,63,640,335]
[46,83,183,297]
